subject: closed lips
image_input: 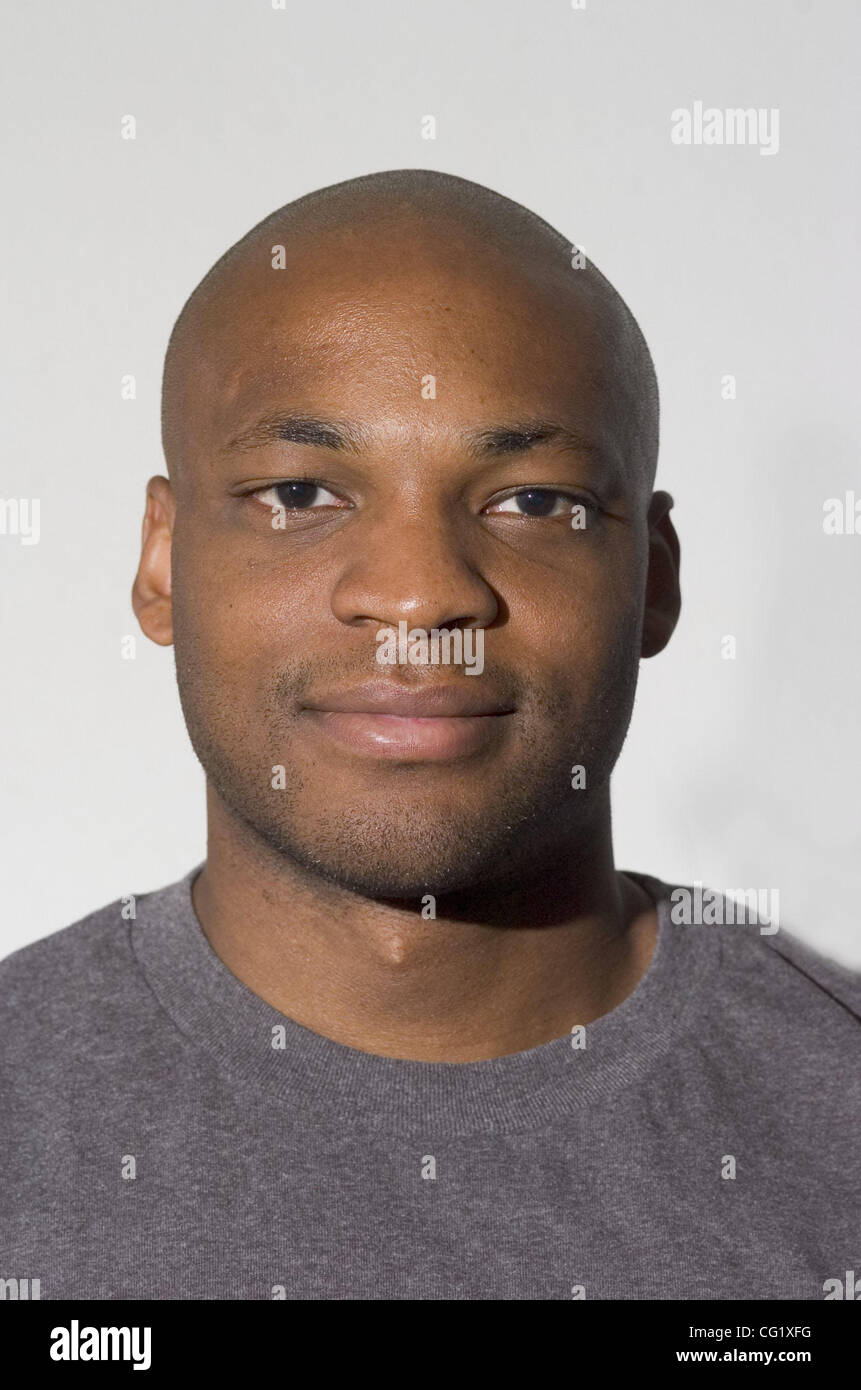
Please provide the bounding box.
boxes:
[302,682,515,718]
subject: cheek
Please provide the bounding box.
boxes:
[509,546,643,663]
[173,539,311,676]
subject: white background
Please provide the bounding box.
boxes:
[2,0,859,964]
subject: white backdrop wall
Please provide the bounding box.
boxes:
[2,0,859,965]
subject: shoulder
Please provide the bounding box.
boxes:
[0,884,170,1072]
[1,892,136,998]
[0,897,130,1064]
[761,924,861,1022]
[714,912,861,1043]
[657,877,860,1024]
[656,880,861,1118]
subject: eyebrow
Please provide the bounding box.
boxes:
[223,410,608,466]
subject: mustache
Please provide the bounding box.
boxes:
[272,655,525,711]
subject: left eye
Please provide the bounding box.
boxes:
[255,480,344,510]
[487,489,591,518]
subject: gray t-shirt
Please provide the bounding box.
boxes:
[1,865,859,1301]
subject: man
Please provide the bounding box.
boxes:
[2,170,858,1301]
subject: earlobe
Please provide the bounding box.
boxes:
[131,476,175,647]
[641,490,681,659]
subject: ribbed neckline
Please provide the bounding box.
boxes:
[131,864,716,1136]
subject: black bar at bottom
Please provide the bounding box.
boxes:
[2,1298,855,1375]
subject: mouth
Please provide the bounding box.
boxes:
[300,681,516,762]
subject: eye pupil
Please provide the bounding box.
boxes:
[275,481,318,509]
[515,489,557,516]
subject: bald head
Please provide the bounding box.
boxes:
[160,169,659,494]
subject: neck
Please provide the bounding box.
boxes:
[191,788,658,1062]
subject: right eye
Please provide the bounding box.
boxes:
[253,480,347,511]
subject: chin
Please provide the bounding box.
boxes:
[293,844,499,902]
[254,811,513,902]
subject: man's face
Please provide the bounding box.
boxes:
[158,221,659,898]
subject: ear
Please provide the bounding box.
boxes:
[641,489,681,658]
[131,475,175,646]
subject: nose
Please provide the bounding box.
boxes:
[329,505,499,635]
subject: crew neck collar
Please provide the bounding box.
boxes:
[131,864,716,1136]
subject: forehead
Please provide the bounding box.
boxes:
[176,226,625,466]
